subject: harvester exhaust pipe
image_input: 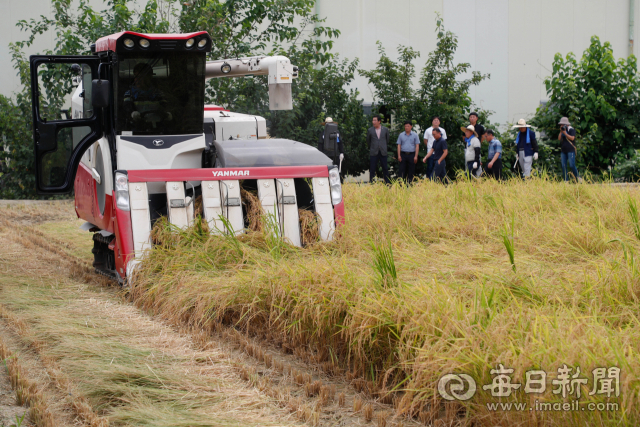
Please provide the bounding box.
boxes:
[205,56,298,110]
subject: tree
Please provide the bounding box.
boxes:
[531,36,640,180]
[1,0,370,197]
[359,16,492,178]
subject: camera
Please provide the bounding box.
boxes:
[561,125,566,131]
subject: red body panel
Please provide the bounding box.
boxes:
[75,163,114,232]
[95,31,208,53]
[334,200,345,226]
[127,166,330,182]
[204,105,228,111]
[113,197,135,280]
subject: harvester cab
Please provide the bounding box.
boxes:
[29,31,344,283]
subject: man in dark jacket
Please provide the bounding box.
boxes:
[513,119,538,178]
[366,115,390,184]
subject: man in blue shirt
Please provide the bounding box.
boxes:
[396,121,420,183]
[423,127,448,182]
[486,129,503,180]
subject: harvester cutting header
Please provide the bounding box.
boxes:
[29,31,344,283]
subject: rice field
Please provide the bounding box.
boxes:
[130,176,640,426]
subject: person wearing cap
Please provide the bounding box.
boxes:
[485,129,503,180]
[396,120,420,183]
[318,117,344,166]
[423,127,448,182]
[461,125,481,178]
[423,116,448,180]
[558,117,579,182]
[367,115,391,184]
[513,119,538,178]
[469,112,485,142]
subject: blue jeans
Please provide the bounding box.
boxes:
[426,155,435,180]
[561,152,579,181]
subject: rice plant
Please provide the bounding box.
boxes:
[129,176,640,426]
[501,214,516,273]
[627,196,640,240]
[371,241,397,288]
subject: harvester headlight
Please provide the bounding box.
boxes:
[328,168,342,205]
[198,39,207,48]
[185,38,195,48]
[115,172,130,211]
[139,38,150,48]
[221,62,231,74]
[123,38,135,48]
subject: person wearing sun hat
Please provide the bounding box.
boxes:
[461,124,481,178]
[513,119,538,178]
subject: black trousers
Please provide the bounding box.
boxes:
[398,151,416,183]
[433,160,446,182]
[487,158,502,180]
[370,153,390,184]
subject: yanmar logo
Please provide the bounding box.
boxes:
[212,170,250,177]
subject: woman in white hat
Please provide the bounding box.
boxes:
[461,125,481,178]
[513,119,538,178]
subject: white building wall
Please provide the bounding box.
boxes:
[0,0,57,99]
[1,0,638,127]
[317,0,639,126]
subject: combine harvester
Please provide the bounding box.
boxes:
[29,31,344,283]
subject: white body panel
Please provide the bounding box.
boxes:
[201,181,224,234]
[275,178,301,247]
[312,177,335,241]
[220,180,243,235]
[204,109,267,140]
[166,181,193,229]
[129,182,152,257]
[257,179,278,230]
[116,135,205,171]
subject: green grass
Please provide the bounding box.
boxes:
[132,177,640,426]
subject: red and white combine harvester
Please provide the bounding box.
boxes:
[30,31,344,283]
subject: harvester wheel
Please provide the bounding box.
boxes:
[92,233,118,281]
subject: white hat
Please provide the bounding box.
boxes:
[460,124,478,137]
[325,117,334,123]
[512,119,531,128]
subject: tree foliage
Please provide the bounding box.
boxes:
[1,3,497,198]
[531,36,640,180]
[359,16,493,176]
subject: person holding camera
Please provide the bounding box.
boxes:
[558,117,579,182]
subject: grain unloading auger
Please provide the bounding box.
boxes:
[29,31,344,283]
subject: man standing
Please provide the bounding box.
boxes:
[423,116,448,180]
[485,129,503,180]
[366,115,390,184]
[396,121,420,183]
[469,112,485,142]
[423,127,448,182]
[461,125,481,178]
[318,117,344,168]
[513,119,538,178]
[558,117,579,182]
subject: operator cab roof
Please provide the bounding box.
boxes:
[214,139,333,168]
[94,31,211,53]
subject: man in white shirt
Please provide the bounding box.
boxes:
[423,116,447,180]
